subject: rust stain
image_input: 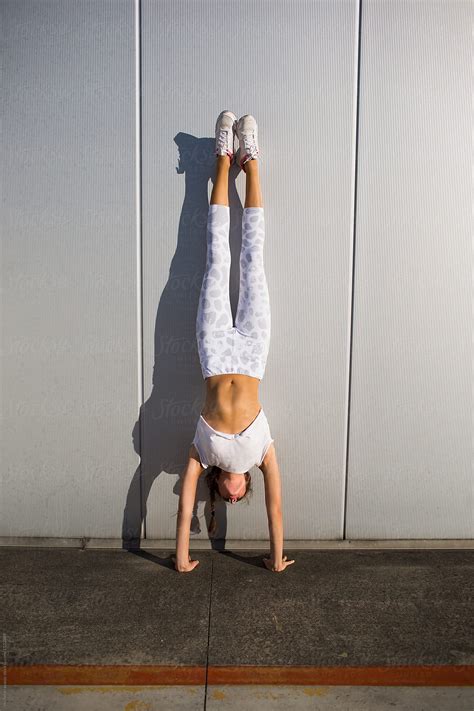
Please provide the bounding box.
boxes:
[207,665,474,686]
[58,687,155,695]
[56,684,198,696]
[211,689,226,699]
[7,665,205,685]
[6,664,474,687]
[302,686,331,696]
[252,690,283,700]
[124,701,152,710]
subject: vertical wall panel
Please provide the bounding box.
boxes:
[346,0,473,537]
[1,0,138,537]
[142,0,358,539]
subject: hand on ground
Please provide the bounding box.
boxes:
[171,554,200,573]
[263,555,295,572]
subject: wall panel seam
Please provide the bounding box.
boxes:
[135,0,145,539]
[342,0,362,540]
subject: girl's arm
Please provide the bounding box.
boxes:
[174,445,204,572]
[258,444,295,572]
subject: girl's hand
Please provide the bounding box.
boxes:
[171,554,200,573]
[263,555,295,572]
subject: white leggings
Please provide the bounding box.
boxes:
[196,203,271,381]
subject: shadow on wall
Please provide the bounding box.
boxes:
[121,132,245,550]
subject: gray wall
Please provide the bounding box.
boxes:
[1,0,472,542]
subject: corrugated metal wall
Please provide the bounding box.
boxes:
[1,0,472,541]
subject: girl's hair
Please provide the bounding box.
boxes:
[205,466,253,536]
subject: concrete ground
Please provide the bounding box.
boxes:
[1,547,473,710]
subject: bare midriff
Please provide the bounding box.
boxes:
[201,373,261,434]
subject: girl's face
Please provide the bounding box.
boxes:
[218,471,247,503]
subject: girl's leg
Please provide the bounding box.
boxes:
[242,156,263,208]
[234,161,271,376]
[196,157,233,378]
[210,154,231,206]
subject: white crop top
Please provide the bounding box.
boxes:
[192,407,274,472]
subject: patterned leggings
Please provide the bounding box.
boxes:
[196,203,271,381]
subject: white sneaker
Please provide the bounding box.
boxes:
[214,110,237,161]
[235,114,259,170]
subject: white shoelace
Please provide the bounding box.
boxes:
[242,132,258,159]
[216,128,231,153]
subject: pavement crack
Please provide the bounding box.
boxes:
[204,555,214,710]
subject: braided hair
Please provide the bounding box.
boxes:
[205,466,253,536]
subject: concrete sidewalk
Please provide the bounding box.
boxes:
[2,547,473,709]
